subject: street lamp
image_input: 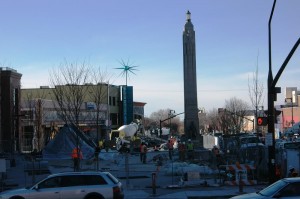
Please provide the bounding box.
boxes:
[285,97,294,127]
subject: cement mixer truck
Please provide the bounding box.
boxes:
[110,122,141,153]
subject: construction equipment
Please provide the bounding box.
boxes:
[110,122,141,153]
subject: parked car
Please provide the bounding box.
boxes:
[230,177,300,199]
[0,171,124,199]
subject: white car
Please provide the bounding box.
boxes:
[0,171,124,199]
[230,177,300,199]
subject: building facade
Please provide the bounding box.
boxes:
[0,67,22,153]
[19,84,145,153]
[280,87,300,133]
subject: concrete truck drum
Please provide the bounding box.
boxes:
[113,122,141,153]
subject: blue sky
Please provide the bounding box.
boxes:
[1,0,300,117]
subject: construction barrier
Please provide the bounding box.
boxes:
[222,163,257,186]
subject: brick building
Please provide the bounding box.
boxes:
[0,67,22,153]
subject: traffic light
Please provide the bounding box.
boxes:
[257,117,267,126]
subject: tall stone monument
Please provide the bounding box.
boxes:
[183,11,200,140]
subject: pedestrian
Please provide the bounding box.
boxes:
[186,139,194,161]
[71,146,83,171]
[178,140,186,161]
[167,139,174,160]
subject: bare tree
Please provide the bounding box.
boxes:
[149,109,182,136]
[49,60,91,170]
[224,97,250,134]
[218,108,230,135]
[248,52,264,133]
[49,60,91,125]
[143,117,155,131]
[89,67,112,141]
[149,109,169,125]
[206,108,220,133]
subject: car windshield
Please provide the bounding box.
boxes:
[106,173,119,184]
[258,179,287,196]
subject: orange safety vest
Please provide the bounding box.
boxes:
[72,148,83,159]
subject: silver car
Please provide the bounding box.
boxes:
[230,177,300,199]
[0,171,124,199]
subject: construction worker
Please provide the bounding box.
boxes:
[275,164,281,180]
[130,135,137,154]
[141,142,148,164]
[186,139,194,161]
[212,145,221,168]
[99,139,104,150]
[167,139,174,160]
[143,143,148,164]
[71,146,83,171]
[288,166,298,177]
[178,140,186,161]
[212,145,220,156]
[140,142,144,163]
[104,139,110,152]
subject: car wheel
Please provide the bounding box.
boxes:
[10,197,25,199]
[85,194,104,199]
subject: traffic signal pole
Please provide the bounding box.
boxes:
[267,0,300,184]
[159,112,184,137]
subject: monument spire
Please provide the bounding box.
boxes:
[183,11,200,142]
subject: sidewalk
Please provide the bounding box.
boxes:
[1,153,266,199]
[123,182,264,199]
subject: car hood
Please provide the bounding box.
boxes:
[231,192,266,199]
[0,188,29,196]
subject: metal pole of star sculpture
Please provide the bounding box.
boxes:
[115,59,139,186]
